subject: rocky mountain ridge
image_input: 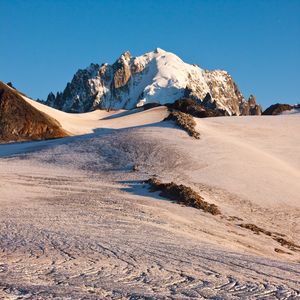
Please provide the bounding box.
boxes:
[46,48,261,115]
[0,81,68,142]
[262,103,300,115]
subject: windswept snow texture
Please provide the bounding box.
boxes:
[46,48,249,115]
[0,107,299,299]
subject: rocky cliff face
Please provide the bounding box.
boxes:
[46,48,261,115]
[0,82,68,143]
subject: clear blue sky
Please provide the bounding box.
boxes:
[1,0,299,108]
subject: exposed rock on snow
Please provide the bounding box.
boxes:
[46,49,261,115]
[147,177,221,215]
[263,103,300,115]
[164,111,200,139]
[167,98,227,118]
[0,82,68,143]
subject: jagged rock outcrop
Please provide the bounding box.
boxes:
[262,103,300,115]
[0,81,68,143]
[240,95,262,116]
[113,51,132,89]
[248,94,256,107]
[46,48,262,115]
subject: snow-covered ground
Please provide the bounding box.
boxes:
[24,95,169,134]
[0,103,299,299]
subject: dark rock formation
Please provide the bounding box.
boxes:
[147,177,221,215]
[167,98,227,118]
[248,95,262,115]
[0,81,68,143]
[240,94,262,116]
[202,92,217,110]
[164,111,200,139]
[262,103,298,115]
[46,64,101,112]
[6,82,16,89]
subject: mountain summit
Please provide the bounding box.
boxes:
[46,49,261,115]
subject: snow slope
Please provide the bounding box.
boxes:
[4,96,300,210]
[192,116,300,208]
[0,106,299,298]
[24,95,169,135]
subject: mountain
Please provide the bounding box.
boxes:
[0,81,68,142]
[262,103,300,115]
[46,48,261,115]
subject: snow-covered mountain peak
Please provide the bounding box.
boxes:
[46,49,261,115]
[154,47,166,54]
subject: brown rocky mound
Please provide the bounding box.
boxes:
[147,177,221,215]
[0,81,68,143]
[238,223,300,252]
[164,111,200,139]
[238,223,272,236]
